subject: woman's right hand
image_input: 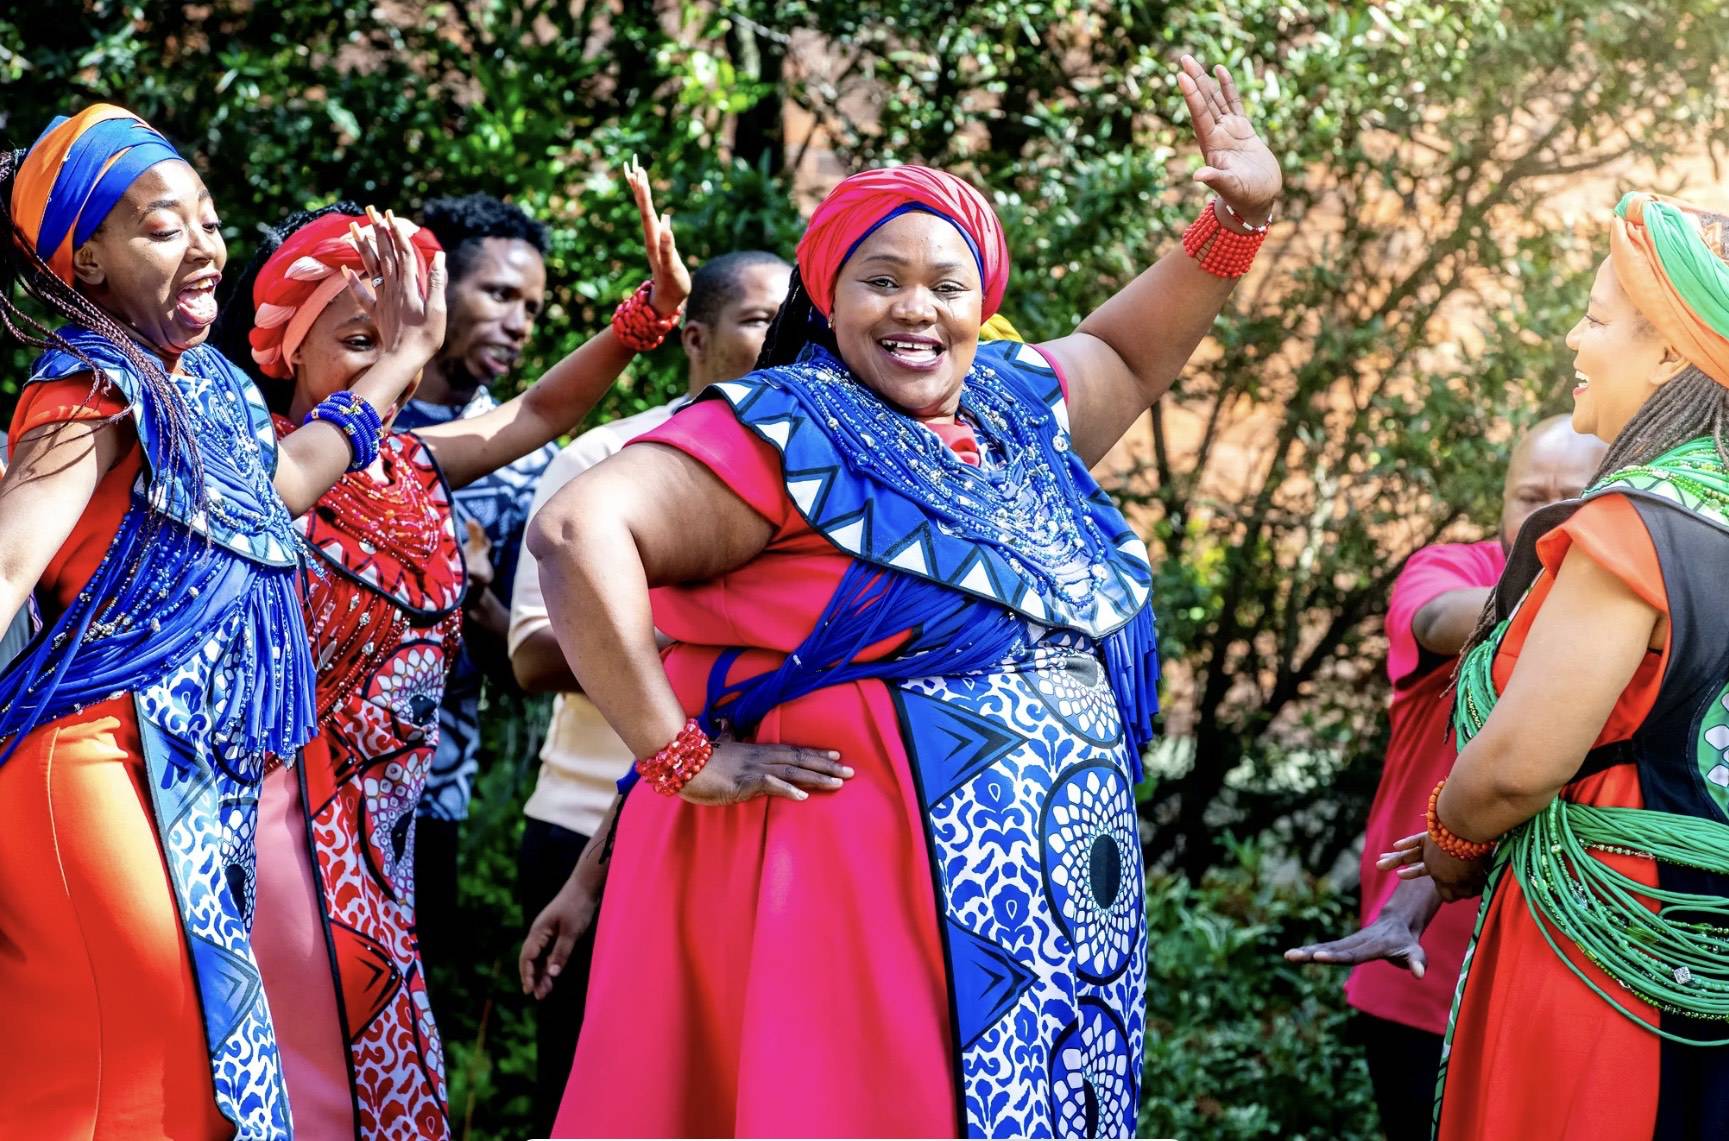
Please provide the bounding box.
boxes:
[519,874,599,1000]
[344,206,448,371]
[679,740,856,805]
[1284,912,1430,977]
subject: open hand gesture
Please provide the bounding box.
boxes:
[1177,54,1282,226]
[624,157,691,318]
[343,205,448,362]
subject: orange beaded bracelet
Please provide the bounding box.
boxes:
[1181,198,1269,278]
[1426,779,1496,861]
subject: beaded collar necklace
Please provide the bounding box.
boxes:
[789,345,1108,609]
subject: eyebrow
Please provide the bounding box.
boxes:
[134,188,212,219]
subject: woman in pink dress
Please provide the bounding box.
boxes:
[523,56,1281,1138]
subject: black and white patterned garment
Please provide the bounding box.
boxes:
[394,388,556,821]
[893,625,1145,1139]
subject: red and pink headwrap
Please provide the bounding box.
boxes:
[249,211,441,379]
[795,165,1009,321]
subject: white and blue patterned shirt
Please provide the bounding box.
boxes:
[395,388,557,821]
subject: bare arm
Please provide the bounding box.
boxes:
[0,410,129,633]
[1411,587,1493,657]
[513,627,579,694]
[417,331,637,491]
[1040,56,1282,466]
[526,443,773,755]
[528,443,853,804]
[1438,546,1660,841]
[421,160,691,490]
[275,212,448,515]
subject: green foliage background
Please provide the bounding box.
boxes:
[5,1,1729,1136]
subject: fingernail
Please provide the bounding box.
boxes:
[826,751,841,760]
[796,789,809,800]
[548,965,560,976]
[839,766,854,778]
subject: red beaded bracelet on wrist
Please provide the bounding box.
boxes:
[612,279,683,352]
[635,718,714,796]
[1426,779,1496,861]
[1181,198,1271,279]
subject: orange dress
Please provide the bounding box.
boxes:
[0,379,230,1138]
[1436,491,1723,1140]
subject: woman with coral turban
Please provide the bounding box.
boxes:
[521,56,1281,1137]
[0,106,441,1138]
[208,163,689,1140]
[1374,190,1729,1138]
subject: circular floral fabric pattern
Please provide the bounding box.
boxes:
[1041,761,1139,984]
[1049,997,1134,1138]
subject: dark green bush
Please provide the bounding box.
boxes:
[1140,841,1377,1140]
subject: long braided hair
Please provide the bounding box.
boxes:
[211,199,364,411]
[0,144,203,493]
[1457,209,1729,662]
[753,265,836,370]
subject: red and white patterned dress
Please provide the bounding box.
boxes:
[271,418,465,1138]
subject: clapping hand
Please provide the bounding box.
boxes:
[624,157,692,319]
[1176,54,1282,228]
[342,205,448,363]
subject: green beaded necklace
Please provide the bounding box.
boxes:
[1453,436,1729,1044]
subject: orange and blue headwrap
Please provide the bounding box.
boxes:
[796,165,1009,321]
[10,104,184,286]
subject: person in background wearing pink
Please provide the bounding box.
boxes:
[1287,413,1604,1140]
[508,248,789,1134]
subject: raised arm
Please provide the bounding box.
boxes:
[1040,55,1282,466]
[274,211,447,514]
[419,161,691,490]
[526,442,853,804]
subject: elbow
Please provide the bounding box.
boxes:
[526,494,577,564]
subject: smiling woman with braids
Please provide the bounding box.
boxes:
[1374,192,1729,1139]
[524,56,1280,1137]
[0,107,441,1138]
[203,165,688,1140]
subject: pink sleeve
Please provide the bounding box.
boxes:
[1386,543,1499,685]
[628,399,793,530]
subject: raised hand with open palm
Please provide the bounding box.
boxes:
[1176,54,1282,227]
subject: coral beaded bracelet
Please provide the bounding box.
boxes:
[635,718,714,796]
[1182,197,1271,279]
[1426,779,1497,861]
[612,279,683,352]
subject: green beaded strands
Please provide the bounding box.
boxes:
[1449,436,1729,1043]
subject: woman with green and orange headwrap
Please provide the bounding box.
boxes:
[1376,192,1729,1138]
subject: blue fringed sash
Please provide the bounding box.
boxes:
[0,327,312,761]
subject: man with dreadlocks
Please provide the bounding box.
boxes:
[0,106,442,1137]
[1376,192,1729,1139]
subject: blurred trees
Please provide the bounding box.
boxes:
[5,3,1729,1134]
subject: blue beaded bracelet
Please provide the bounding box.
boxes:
[304,390,383,472]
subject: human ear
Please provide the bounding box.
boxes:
[71,243,105,287]
[1650,345,1692,389]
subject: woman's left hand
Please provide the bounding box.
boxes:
[624,157,691,318]
[1177,54,1282,226]
[1379,831,1490,902]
